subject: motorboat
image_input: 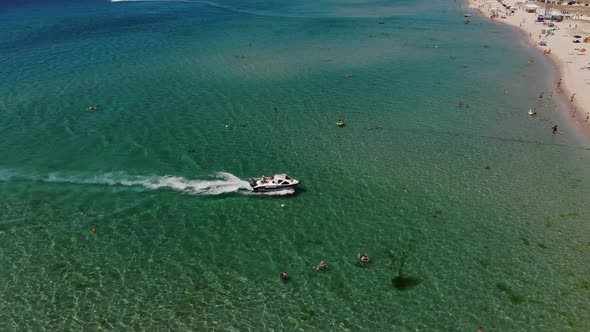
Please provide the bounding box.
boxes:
[250,174,299,192]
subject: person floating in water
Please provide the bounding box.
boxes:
[358,253,370,263]
[477,327,484,332]
[552,125,558,134]
[281,272,289,282]
[86,105,101,111]
[315,261,328,271]
[538,92,544,100]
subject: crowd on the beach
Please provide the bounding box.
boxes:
[469,0,590,136]
[530,77,588,133]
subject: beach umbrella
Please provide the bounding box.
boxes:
[574,35,582,38]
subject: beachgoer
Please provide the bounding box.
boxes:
[552,125,558,133]
[478,327,484,332]
[281,272,289,281]
[539,92,544,100]
[571,93,575,102]
[358,254,370,263]
[316,261,328,271]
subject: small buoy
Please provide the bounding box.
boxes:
[281,204,285,208]
[91,228,97,233]
[225,125,229,128]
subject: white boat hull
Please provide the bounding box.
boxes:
[249,174,299,192]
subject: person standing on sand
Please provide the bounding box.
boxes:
[570,93,575,102]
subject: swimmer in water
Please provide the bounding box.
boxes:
[358,253,370,263]
[281,272,289,282]
[315,261,328,271]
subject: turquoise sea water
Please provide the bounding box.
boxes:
[1,0,590,330]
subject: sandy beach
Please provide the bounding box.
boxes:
[467,0,590,137]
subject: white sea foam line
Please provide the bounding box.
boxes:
[109,0,234,10]
[106,0,297,18]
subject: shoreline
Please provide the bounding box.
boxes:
[466,0,590,141]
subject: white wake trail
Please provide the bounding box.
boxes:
[1,170,254,196]
[68,172,253,195]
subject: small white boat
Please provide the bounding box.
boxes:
[250,174,299,192]
[528,109,537,116]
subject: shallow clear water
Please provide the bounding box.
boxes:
[1,0,590,330]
